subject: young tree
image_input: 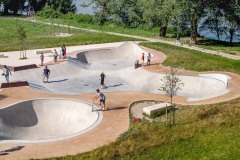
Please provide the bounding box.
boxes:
[160,67,184,126]
[17,24,27,59]
[160,67,184,105]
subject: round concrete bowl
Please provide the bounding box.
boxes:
[0,99,102,143]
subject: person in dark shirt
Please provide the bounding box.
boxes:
[100,72,106,89]
[43,66,50,83]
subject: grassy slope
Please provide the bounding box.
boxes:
[40,42,240,160]
[0,17,140,52]
[141,42,240,74]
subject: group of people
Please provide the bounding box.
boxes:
[40,45,67,66]
[141,52,151,66]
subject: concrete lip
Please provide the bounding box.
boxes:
[0,98,102,143]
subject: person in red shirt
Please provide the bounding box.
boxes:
[141,53,145,65]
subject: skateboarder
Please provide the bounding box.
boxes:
[40,53,44,66]
[43,66,50,83]
[100,72,106,89]
[92,89,107,111]
[2,65,12,83]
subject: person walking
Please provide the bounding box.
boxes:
[100,72,106,89]
[141,53,145,66]
[2,65,12,83]
[40,53,44,66]
[92,89,107,111]
[52,49,58,63]
[43,66,50,83]
[147,53,151,66]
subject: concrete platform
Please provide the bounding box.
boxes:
[143,102,171,116]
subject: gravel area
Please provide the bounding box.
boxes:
[130,101,162,119]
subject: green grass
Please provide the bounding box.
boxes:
[141,42,240,74]
[196,40,240,55]
[40,98,240,160]
[0,17,141,52]
[37,17,240,56]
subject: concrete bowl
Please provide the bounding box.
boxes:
[0,98,102,143]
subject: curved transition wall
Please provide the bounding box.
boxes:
[0,99,102,143]
[75,42,150,70]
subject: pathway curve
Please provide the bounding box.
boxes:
[19,18,240,60]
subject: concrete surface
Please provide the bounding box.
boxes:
[0,98,102,143]
[0,42,230,101]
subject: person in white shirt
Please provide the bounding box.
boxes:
[2,65,12,83]
[52,49,58,63]
[92,89,107,111]
[147,53,151,66]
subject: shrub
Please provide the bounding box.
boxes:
[37,4,62,19]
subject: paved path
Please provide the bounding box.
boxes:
[19,18,240,60]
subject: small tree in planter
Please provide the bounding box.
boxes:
[17,24,27,59]
[159,67,184,126]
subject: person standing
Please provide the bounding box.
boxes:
[100,72,106,89]
[2,65,12,83]
[61,45,65,58]
[92,89,107,111]
[40,53,44,66]
[43,66,50,83]
[141,53,145,65]
[63,45,66,58]
[147,53,151,66]
[52,49,58,63]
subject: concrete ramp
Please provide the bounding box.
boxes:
[76,42,149,70]
[0,99,102,143]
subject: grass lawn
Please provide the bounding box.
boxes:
[0,17,141,52]
[37,17,240,56]
[196,40,240,55]
[40,98,240,160]
[141,42,240,74]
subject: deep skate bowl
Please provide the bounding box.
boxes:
[0,99,102,143]
[75,41,150,70]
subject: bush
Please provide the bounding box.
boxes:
[37,4,62,19]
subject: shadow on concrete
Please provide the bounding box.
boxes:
[48,79,68,83]
[105,107,127,111]
[0,95,7,101]
[106,84,123,88]
[0,146,25,156]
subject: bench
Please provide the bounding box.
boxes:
[0,53,4,58]
[35,50,52,55]
[143,102,172,116]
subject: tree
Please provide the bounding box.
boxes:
[81,0,115,25]
[177,0,210,44]
[17,24,27,59]
[47,0,76,14]
[159,67,184,105]
[160,67,184,126]
[1,0,26,15]
[221,0,240,46]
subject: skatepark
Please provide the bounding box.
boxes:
[0,41,240,159]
